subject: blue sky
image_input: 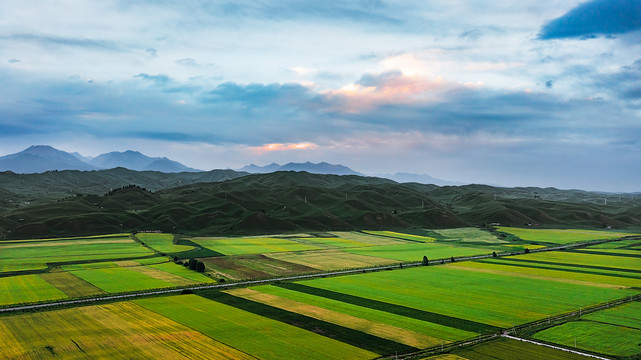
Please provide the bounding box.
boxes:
[1,0,640,191]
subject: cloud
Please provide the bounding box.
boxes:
[7,58,20,63]
[252,142,319,152]
[175,58,198,67]
[145,48,157,57]
[538,0,641,40]
[545,80,554,89]
[134,73,171,86]
[3,33,122,50]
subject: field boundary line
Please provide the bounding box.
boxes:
[501,335,611,360]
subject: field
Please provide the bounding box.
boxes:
[431,228,507,244]
[363,231,436,242]
[288,266,636,329]
[344,243,497,262]
[429,337,592,360]
[267,250,398,271]
[136,294,378,360]
[0,301,257,359]
[0,235,154,273]
[135,233,196,254]
[496,227,637,244]
[191,237,322,255]
[0,274,67,306]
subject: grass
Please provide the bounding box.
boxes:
[39,271,105,297]
[362,231,436,242]
[432,228,506,244]
[344,243,496,262]
[0,237,154,272]
[136,294,378,360]
[0,275,67,306]
[509,250,641,271]
[586,239,641,249]
[0,301,256,359]
[296,237,376,248]
[293,266,637,328]
[267,249,397,271]
[70,267,173,293]
[135,233,195,254]
[329,231,408,245]
[443,337,592,360]
[150,262,215,283]
[583,301,641,330]
[533,321,641,357]
[191,236,322,255]
[496,227,637,244]
[246,285,476,343]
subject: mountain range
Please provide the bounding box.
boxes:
[238,162,362,176]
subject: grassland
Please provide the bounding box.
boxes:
[295,236,376,248]
[136,294,378,360]
[267,249,398,271]
[238,285,475,344]
[0,301,257,359]
[191,236,322,255]
[135,233,195,254]
[496,227,637,244]
[363,231,436,242]
[533,321,641,357]
[70,267,174,293]
[330,231,408,245]
[292,266,637,329]
[432,337,592,360]
[344,243,496,262]
[0,236,153,272]
[583,301,641,329]
[0,274,67,306]
[431,228,507,244]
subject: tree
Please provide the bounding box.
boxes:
[492,251,497,258]
[450,256,455,263]
[422,255,429,266]
[188,258,198,270]
[196,261,205,272]
[524,248,530,254]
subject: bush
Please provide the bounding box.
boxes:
[524,248,530,254]
[450,256,455,263]
[422,255,429,266]
[492,251,497,257]
[188,258,198,270]
[196,261,205,272]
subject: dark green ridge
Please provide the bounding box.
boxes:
[476,260,641,280]
[568,249,641,258]
[197,290,417,356]
[494,257,641,274]
[275,282,500,334]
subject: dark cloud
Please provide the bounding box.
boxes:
[539,0,641,40]
[545,80,554,89]
[3,33,122,50]
[8,58,20,63]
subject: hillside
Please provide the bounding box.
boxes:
[0,171,639,239]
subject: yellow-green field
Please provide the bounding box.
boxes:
[496,227,637,244]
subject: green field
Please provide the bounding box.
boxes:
[150,262,215,283]
[437,337,592,360]
[432,228,506,244]
[0,237,153,272]
[0,275,67,306]
[191,237,322,255]
[534,321,641,357]
[291,266,637,329]
[583,301,641,330]
[243,285,475,344]
[496,227,637,244]
[296,237,376,248]
[363,231,436,242]
[330,231,408,245]
[136,294,378,360]
[267,249,397,271]
[344,243,496,262]
[70,267,174,293]
[135,233,196,254]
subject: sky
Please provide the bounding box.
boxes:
[1,0,640,192]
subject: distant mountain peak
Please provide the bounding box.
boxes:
[238,161,361,176]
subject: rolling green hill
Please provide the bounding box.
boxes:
[0,171,639,239]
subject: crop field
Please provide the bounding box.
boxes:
[267,249,398,270]
[583,301,641,329]
[135,233,196,254]
[294,236,376,248]
[232,285,475,345]
[431,228,507,244]
[150,262,215,283]
[201,254,318,280]
[362,231,436,242]
[39,271,105,297]
[533,321,641,357]
[191,237,322,255]
[70,267,174,293]
[0,302,256,359]
[329,231,408,245]
[496,227,637,244]
[430,337,592,360]
[288,266,637,329]
[0,236,154,272]
[586,238,641,249]
[0,274,67,306]
[344,243,496,262]
[136,294,378,360]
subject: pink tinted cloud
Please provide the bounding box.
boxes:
[252,142,319,152]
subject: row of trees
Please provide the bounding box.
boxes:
[176,258,205,272]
